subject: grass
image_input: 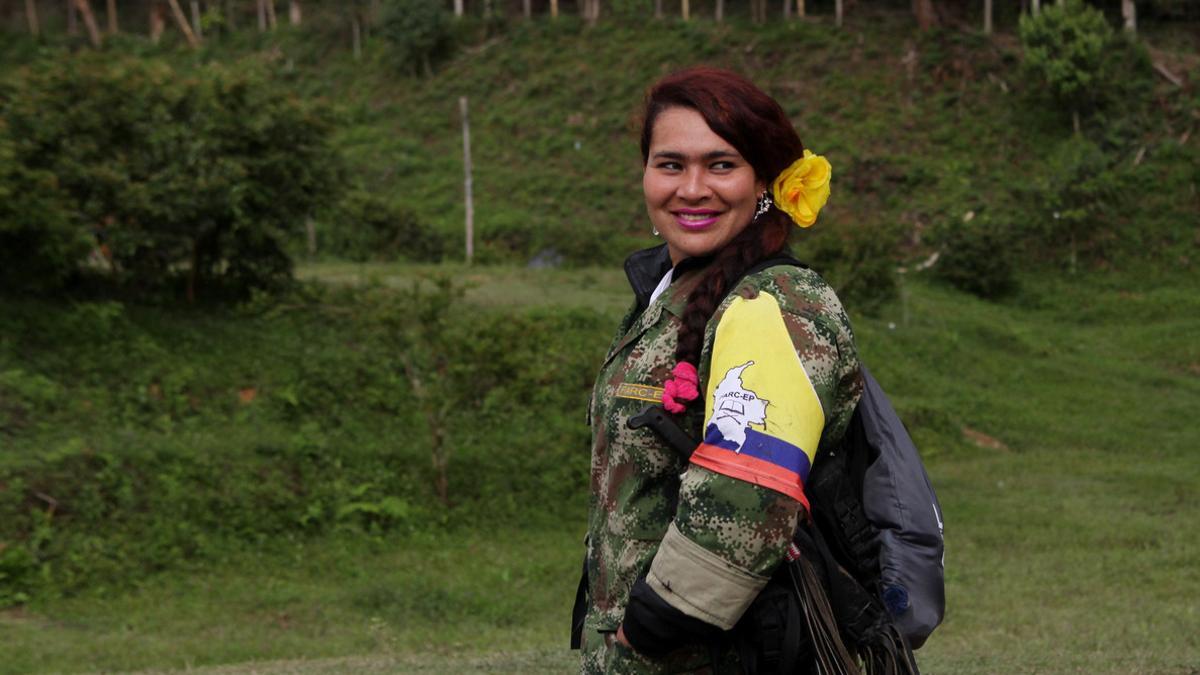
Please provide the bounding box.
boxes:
[2,266,1198,674]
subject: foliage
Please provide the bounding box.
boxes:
[379,0,455,77]
[0,280,606,604]
[930,213,1016,299]
[319,189,446,262]
[1020,137,1122,273]
[1018,0,1151,131]
[0,53,345,299]
[0,120,88,292]
[796,223,899,316]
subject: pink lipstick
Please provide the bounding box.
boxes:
[673,208,721,230]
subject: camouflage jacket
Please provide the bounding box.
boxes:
[583,246,862,672]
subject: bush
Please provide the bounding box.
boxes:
[380,0,455,76]
[1018,0,1151,133]
[0,53,346,299]
[320,190,446,262]
[1021,137,1121,272]
[0,121,88,293]
[796,223,899,316]
[931,213,1017,299]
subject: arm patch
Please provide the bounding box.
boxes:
[689,293,825,509]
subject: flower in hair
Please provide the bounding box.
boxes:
[662,362,699,414]
[771,150,832,228]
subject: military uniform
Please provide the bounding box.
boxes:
[581,246,862,674]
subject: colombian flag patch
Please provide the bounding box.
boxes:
[689,293,825,509]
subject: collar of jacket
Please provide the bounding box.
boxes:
[623,244,712,315]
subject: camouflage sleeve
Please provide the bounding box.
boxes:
[643,271,857,630]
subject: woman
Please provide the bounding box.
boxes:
[578,67,863,673]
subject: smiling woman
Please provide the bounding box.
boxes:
[573,68,872,674]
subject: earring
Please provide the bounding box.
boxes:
[754,191,773,220]
[653,226,660,237]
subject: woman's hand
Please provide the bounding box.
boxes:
[616,623,633,648]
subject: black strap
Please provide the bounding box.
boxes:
[570,555,588,649]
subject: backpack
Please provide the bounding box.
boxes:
[739,255,946,650]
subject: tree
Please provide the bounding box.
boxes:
[1019,0,1121,134]
[0,54,346,299]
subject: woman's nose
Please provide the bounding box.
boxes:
[678,169,712,201]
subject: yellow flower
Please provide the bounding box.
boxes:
[771,149,832,228]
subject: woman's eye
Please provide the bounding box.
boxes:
[711,161,736,171]
[657,161,682,171]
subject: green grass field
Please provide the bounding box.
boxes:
[2,264,1197,674]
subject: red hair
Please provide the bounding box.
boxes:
[639,67,807,403]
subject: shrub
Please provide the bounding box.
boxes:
[796,223,899,316]
[0,53,346,300]
[380,0,455,77]
[1021,137,1121,273]
[931,213,1017,299]
[320,190,446,262]
[0,121,88,293]
[1018,0,1151,133]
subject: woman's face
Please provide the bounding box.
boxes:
[643,107,764,265]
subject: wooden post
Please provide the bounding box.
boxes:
[25,0,40,35]
[190,0,202,38]
[106,0,117,34]
[165,0,200,46]
[1122,0,1136,33]
[351,14,361,60]
[984,0,992,34]
[73,0,104,46]
[459,97,474,265]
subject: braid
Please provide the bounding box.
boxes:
[674,213,792,389]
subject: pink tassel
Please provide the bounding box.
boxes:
[662,362,699,414]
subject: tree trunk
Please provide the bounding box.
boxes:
[454,0,463,17]
[681,0,688,21]
[256,0,266,30]
[984,0,992,34]
[190,0,202,38]
[550,0,557,18]
[713,0,721,21]
[1031,0,1039,15]
[913,0,936,30]
[165,0,200,46]
[265,0,276,28]
[150,2,165,42]
[783,0,790,20]
[68,0,78,35]
[797,0,804,17]
[106,0,117,34]
[522,0,530,18]
[351,14,361,60]
[289,0,301,25]
[1122,0,1135,33]
[224,0,235,29]
[25,0,40,35]
[835,0,842,26]
[73,0,104,46]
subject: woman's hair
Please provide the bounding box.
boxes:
[640,67,805,396]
